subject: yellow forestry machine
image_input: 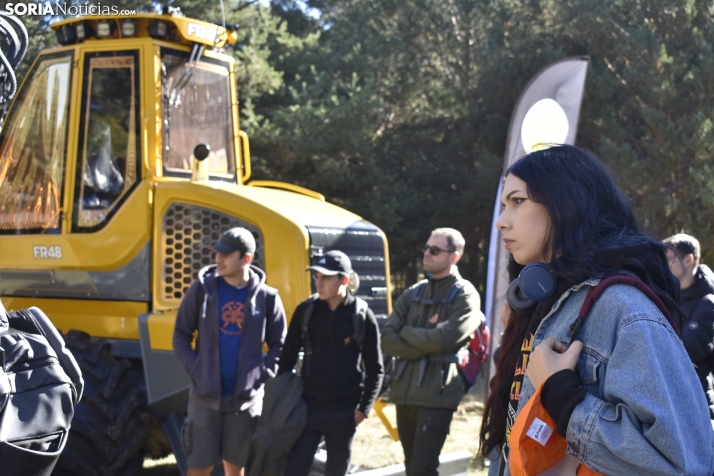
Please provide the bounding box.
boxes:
[0,11,391,476]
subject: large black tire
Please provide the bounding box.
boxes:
[52,331,147,476]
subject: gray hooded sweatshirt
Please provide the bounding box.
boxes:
[173,264,287,411]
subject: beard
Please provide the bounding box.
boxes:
[423,259,449,276]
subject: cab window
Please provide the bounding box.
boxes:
[161,48,236,180]
[74,52,140,231]
[0,52,72,233]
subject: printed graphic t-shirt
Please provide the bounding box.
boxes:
[501,279,571,474]
[218,277,248,395]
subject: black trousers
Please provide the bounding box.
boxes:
[285,407,357,476]
[395,405,454,476]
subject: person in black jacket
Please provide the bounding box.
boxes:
[664,233,714,417]
[278,250,384,476]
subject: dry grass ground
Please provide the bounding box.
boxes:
[350,395,489,475]
[143,393,491,475]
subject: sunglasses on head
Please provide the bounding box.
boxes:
[422,244,455,256]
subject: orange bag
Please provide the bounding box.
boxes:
[509,384,604,476]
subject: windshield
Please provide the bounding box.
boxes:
[161,48,236,179]
[0,53,72,232]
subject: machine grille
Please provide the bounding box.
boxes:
[306,223,389,322]
[161,203,264,301]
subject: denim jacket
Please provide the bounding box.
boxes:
[497,278,714,475]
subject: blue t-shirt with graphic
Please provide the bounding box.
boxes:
[217,277,248,395]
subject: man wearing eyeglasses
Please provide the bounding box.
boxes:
[664,233,714,418]
[381,228,483,476]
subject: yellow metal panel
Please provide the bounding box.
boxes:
[67,37,155,53]
[231,69,244,184]
[152,181,313,319]
[380,231,394,315]
[152,45,163,176]
[1,297,148,340]
[248,181,325,202]
[197,47,236,65]
[373,400,400,441]
[211,182,365,228]
[145,311,180,351]
[0,180,151,271]
[139,43,153,178]
[62,46,81,233]
[150,180,392,322]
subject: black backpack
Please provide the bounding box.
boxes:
[0,302,83,476]
[299,293,368,377]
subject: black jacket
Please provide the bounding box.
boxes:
[249,372,307,476]
[277,294,384,415]
[679,264,714,414]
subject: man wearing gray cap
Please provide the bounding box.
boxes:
[173,227,287,476]
[278,250,384,476]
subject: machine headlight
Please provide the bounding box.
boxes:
[96,20,113,39]
[120,19,136,37]
[149,20,169,39]
[55,25,77,45]
[75,21,94,41]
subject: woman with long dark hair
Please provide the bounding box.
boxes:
[480,145,713,475]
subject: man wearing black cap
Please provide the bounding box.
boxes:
[664,233,714,418]
[278,250,384,476]
[173,227,287,476]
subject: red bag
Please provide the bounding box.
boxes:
[458,320,490,387]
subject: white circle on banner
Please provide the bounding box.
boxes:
[521,98,569,153]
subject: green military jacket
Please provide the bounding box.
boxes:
[381,270,483,410]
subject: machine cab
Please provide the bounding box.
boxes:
[0,14,246,336]
[0,13,242,234]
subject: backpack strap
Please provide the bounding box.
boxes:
[568,274,680,344]
[407,279,467,318]
[302,295,369,376]
[409,280,429,304]
[441,280,467,321]
[352,297,368,350]
[300,294,319,378]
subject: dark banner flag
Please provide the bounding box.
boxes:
[485,56,589,378]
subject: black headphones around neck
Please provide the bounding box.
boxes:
[506,263,557,314]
